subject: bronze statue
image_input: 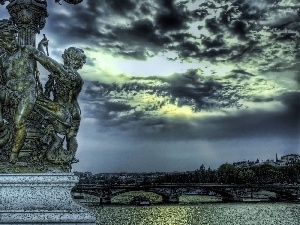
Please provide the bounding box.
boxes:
[0,19,39,164]
[30,41,86,164]
[0,0,87,173]
[0,2,96,224]
[0,20,86,170]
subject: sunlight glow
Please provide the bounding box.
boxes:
[159,104,196,117]
[114,54,200,77]
[84,50,201,79]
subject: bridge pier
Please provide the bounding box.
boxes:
[161,196,179,204]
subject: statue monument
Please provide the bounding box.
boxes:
[0,0,96,223]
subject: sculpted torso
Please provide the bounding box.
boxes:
[53,68,83,104]
[0,45,38,163]
[2,48,37,95]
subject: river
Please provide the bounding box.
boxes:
[89,203,300,225]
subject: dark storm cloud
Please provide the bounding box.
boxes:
[201,35,225,48]
[45,0,104,44]
[142,94,299,141]
[184,0,300,66]
[205,18,221,34]
[105,19,172,59]
[170,32,195,42]
[83,69,248,119]
[228,0,299,33]
[176,41,200,58]
[25,0,295,66]
[231,0,267,20]
[230,20,248,38]
[295,72,300,85]
[268,14,300,30]
[79,68,295,141]
[279,91,300,119]
[81,90,299,142]
[104,101,133,112]
[48,0,279,62]
[1,0,299,64]
[153,96,299,140]
[105,0,136,16]
[165,70,245,110]
[42,0,192,60]
[155,0,190,31]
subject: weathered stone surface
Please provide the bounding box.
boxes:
[0,173,96,224]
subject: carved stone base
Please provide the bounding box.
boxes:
[0,173,96,224]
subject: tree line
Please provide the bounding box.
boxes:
[154,163,300,184]
[77,162,300,185]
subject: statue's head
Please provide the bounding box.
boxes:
[62,47,86,70]
[0,19,18,51]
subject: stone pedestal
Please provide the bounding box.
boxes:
[0,173,96,224]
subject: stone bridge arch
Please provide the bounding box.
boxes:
[72,185,236,203]
[110,190,164,204]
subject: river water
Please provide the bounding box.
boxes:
[89,203,300,225]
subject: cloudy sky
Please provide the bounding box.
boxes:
[0,0,299,173]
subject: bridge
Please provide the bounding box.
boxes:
[72,183,300,204]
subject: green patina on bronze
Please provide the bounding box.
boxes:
[0,0,85,173]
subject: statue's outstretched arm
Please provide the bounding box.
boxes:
[26,46,68,78]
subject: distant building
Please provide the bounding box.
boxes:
[233,160,257,169]
[263,159,276,167]
[232,153,299,168]
[276,160,286,167]
[278,154,300,166]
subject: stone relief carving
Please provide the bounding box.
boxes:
[0,0,86,173]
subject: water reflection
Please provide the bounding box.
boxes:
[91,203,300,225]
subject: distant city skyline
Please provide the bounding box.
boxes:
[75,152,299,173]
[0,0,299,173]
